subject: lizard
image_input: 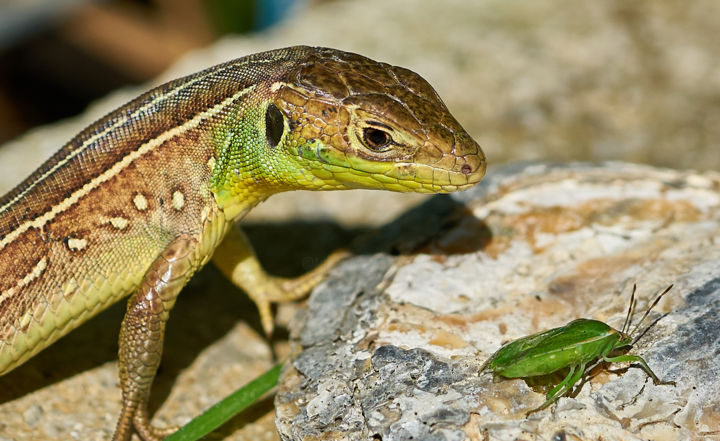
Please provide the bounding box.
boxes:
[0,46,485,440]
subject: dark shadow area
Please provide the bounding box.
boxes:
[353,194,492,256]
[243,220,369,278]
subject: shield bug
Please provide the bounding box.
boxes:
[481,284,675,413]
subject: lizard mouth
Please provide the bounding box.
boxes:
[301,153,486,193]
[398,157,486,193]
[344,136,486,192]
[385,158,486,193]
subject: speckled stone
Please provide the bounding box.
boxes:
[276,162,720,441]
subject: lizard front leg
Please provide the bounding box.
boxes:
[112,236,198,441]
[212,225,349,336]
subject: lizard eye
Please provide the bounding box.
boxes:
[265,103,284,148]
[362,127,392,151]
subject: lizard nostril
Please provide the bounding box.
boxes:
[461,164,472,175]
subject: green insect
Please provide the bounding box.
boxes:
[481,284,676,413]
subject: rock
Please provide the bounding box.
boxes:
[276,162,720,441]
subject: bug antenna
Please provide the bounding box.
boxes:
[621,284,637,334]
[629,284,673,338]
[632,311,670,346]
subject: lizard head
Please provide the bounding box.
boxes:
[210,47,485,219]
[264,47,485,193]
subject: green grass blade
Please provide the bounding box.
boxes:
[164,363,282,441]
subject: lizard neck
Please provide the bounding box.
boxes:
[207,103,295,222]
[212,186,272,222]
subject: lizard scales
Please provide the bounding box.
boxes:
[0,46,485,440]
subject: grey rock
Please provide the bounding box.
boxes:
[276,162,720,441]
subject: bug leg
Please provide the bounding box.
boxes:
[528,364,585,415]
[603,354,675,386]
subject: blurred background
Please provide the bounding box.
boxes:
[0,0,300,144]
[0,0,718,176]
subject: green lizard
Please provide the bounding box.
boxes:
[0,46,485,440]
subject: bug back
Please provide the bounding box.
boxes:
[488,319,620,378]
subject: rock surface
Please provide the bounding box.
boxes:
[276,162,720,441]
